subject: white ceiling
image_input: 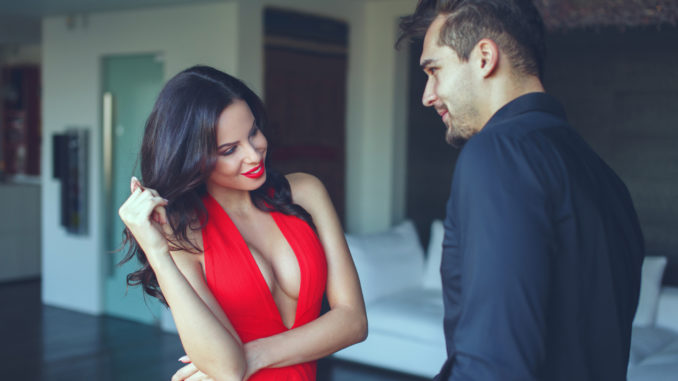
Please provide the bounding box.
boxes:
[0,0,226,44]
[0,0,389,45]
[0,0,226,17]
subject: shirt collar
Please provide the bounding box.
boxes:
[483,92,568,130]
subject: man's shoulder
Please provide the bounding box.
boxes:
[488,109,568,140]
[454,114,570,188]
[462,106,573,163]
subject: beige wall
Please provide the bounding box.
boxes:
[350,0,413,232]
[234,0,416,233]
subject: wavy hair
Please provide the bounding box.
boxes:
[119,65,314,305]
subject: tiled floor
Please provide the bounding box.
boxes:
[0,279,427,380]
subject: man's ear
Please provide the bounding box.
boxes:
[474,38,499,78]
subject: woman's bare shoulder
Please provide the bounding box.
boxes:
[285,172,330,213]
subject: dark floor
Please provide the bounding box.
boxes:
[0,279,428,381]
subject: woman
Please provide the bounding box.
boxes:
[118,65,367,381]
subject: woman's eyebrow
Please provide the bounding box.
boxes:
[218,141,237,150]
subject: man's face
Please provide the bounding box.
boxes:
[420,15,480,147]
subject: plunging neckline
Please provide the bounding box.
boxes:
[206,193,302,330]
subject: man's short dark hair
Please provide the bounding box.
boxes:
[398,0,546,79]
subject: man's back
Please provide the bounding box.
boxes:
[441,93,644,380]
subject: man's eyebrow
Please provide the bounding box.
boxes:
[420,58,436,70]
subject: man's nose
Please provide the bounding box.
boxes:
[422,78,436,107]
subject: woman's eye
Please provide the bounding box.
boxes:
[220,146,237,156]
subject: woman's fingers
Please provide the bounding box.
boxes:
[119,179,172,255]
[119,189,167,228]
[146,186,161,198]
[171,362,199,381]
[128,177,168,225]
[131,176,143,193]
[151,203,168,225]
[171,357,213,381]
[185,370,213,381]
[130,177,165,200]
[125,190,166,218]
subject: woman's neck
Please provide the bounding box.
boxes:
[206,185,256,218]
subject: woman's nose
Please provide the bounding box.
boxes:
[244,144,259,163]
[244,139,265,163]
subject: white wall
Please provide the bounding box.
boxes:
[0,183,40,282]
[41,2,239,314]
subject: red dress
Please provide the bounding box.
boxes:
[202,193,328,380]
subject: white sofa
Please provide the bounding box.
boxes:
[334,220,678,380]
[333,220,446,377]
[628,257,678,381]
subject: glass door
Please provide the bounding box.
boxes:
[102,54,164,324]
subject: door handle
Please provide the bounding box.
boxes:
[103,92,115,276]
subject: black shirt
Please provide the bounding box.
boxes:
[439,92,644,380]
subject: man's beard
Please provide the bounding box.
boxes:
[445,121,476,148]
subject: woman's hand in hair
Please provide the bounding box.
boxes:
[119,176,170,257]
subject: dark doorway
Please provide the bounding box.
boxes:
[264,8,348,223]
[1,65,41,176]
[405,40,459,246]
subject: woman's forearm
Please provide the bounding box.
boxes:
[147,251,246,381]
[247,304,367,371]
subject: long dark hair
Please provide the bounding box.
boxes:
[120,65,314,305]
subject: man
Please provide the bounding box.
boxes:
[398,1,644,380]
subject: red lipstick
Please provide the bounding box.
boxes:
[242,162,265,179]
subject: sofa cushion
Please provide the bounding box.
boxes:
[633,256,668,327]
[346,220,425,304]
[367,288,445,346]
[334,287,447,378]
[638,337,678,364]
[656,286,678,333]
[628,361,678,381]
[423,219,444,290]
[629,326,678,365]
[628,336,678,381]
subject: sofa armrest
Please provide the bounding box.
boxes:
[346,220,425,304]
[656,286,678,333]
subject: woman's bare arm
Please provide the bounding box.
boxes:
[243,172,367,372]
[119,178,246,381]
